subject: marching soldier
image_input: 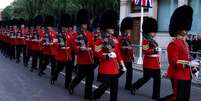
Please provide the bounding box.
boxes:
[9,19,18,60]
[50,13,73,89]
[118,17,134,90]
[68,9,94,100]
[39,15,57,77]
[24,19,34,67]
[130,17,161,100]
[30,15,44,72]
[91,10,126,101]
[162,5,193,101]
[16,18,26,63]
[92,16,102,81]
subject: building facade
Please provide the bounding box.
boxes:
[120,0,201,48]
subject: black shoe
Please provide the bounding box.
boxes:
[50,79,55,85]
[152,97,159,101]
[125,85,131,90]
[38,72,44,77]
[30,68,34,72]
[68,86,74,95]
[84,96,92,100]
[16,60,20,64]
[131,88,136,95]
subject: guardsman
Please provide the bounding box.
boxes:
[24,19,33,67]
[130,17,161,100]
[161,5,193,101]
[91,10,126,101]
[9,19,18,60]
[39,15,57,77]
[118,17,134,90]
[16,18,26,63]
[68,9,94,100]
[92,16,102,81]
[30,15,44,72]
[50,14,73,89]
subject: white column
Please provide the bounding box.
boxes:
[120,0,130,24]
[178,0,188,7]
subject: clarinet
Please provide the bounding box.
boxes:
[25,29,31,41]
[10,28,16,38]
[76,30,88,49]
[57,32,66,49]
[32,29,40,41]
[43,28,51,46]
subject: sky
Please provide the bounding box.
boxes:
[0,0,14,9]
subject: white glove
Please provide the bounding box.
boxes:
[53,38,58,43]
[155,47,162,52]
[108,52,117,58]
[121,62,127,72]
[189,60,199,67]
[194,71,199,79]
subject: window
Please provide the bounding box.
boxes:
[157,0,178,32]
[189,0,201,34]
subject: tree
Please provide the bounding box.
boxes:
[2,0,120,20]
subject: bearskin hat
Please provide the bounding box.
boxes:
[26,19,34,28]
[92,16,101,29]
[34,15,44,26]
[60,13,71,27]
[100,9,118,30]
[11,18,18,26]
[45,15,55,27]
[18,18,25,27]
[120,17,133,32]
[169,5,193,37]
[76,9,90,26]
[142,17,158,34]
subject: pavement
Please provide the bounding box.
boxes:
[0,53,201,101]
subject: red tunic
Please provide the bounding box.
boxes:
[94,37,122,75]
[72,31,94,64]
[55,32,72,61]
[31,28,44,51]
[118,34,134,62]
[142,38,160,69]
[42,31,57,56]
[16,28,26,46]
[167,38,191,80]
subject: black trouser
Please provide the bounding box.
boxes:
[31,50,42,70]
[93,75,119,101]
[69,64,94,98]
[176,80,191,101]
[24,48,32,66]
[22,45,26,65]
[40,55,56,76]
[124,62,133,89]
[10,45,16,60]
[132,68,161,99]
[16,45,23,62]
[52,60,73,87]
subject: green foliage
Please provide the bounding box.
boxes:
[2,0,120,20]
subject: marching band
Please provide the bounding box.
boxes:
[0,5,200,101]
